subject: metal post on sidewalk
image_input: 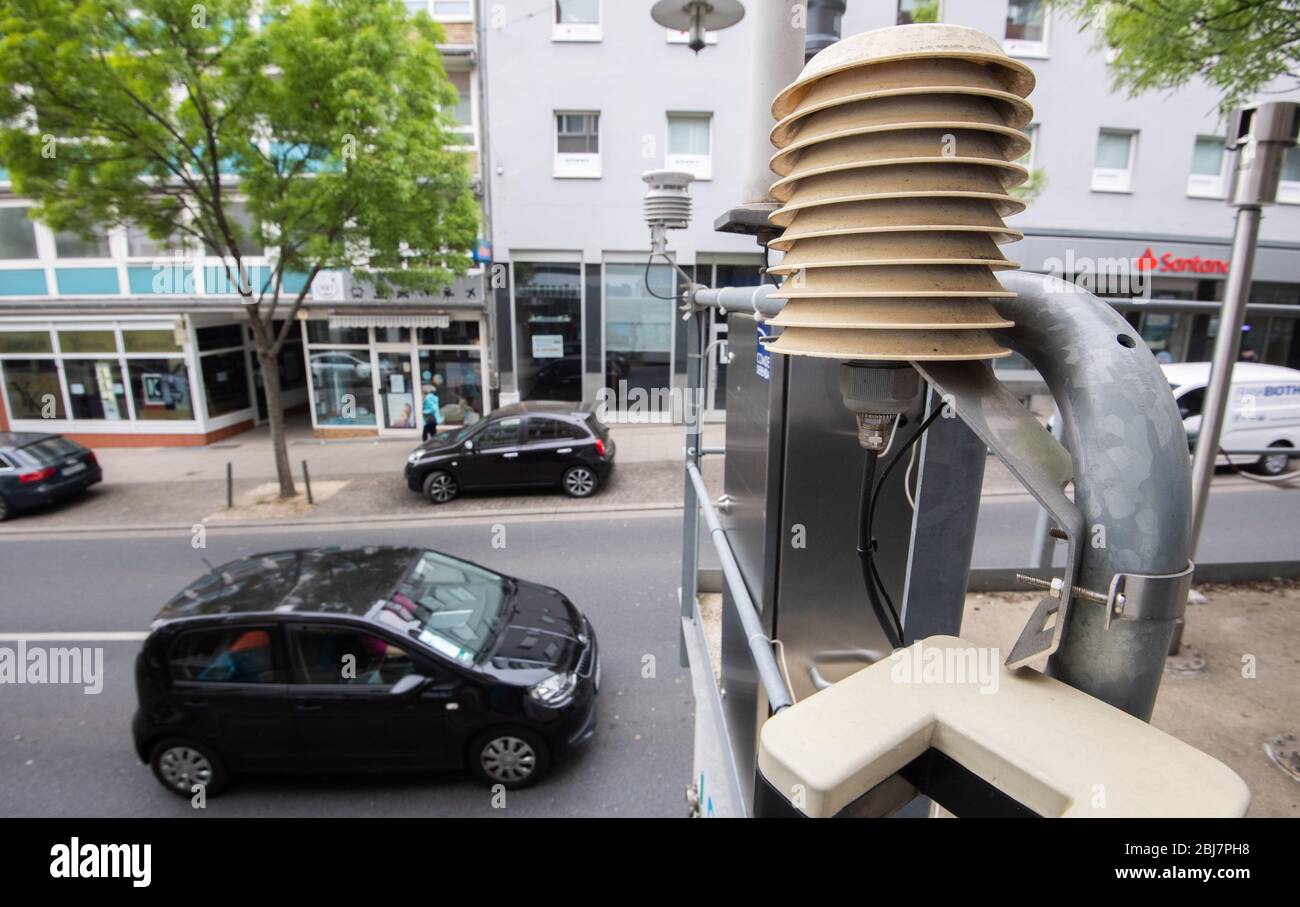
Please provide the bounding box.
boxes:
[226,462,233,509]
[1189,102,1298,558]
[301,460,314,505]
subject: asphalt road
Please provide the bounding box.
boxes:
[0,482,1294,818]
[0,513,693,818]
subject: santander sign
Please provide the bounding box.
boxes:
[1136,246,1230,275]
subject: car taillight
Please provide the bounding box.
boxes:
[19,466,56,484]
[86,451,98,465]
[594,438,606,456]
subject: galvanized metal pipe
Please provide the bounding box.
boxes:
[686,460,794,713]
[691,284,784,319]
[996,271,1193,720]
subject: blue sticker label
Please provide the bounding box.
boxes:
[756,324,771,381]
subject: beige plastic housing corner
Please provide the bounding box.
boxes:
[757,635,1251,818]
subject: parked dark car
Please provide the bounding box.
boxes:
[133,546,599,796]
[405,401,615,504]
[0,432,102,521]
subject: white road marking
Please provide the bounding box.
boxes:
[0,632,146,642]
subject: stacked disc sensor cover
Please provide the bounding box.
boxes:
[764,24,1035,362]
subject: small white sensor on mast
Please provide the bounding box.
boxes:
[642,169,694,254]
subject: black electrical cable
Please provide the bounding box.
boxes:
[858,453,903,650]
[861,405,946,647]
[762,244,780,287]
[644,252,678,300]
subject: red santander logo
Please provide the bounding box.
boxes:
[1136,246,1229,275]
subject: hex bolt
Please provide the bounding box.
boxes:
[1015,574,1126,613]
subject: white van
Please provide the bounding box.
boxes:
[1162,362,1300,475]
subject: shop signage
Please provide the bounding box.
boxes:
[310,271,486,306]
[1135,247,1230,275]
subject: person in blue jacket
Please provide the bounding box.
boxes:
[421,382,442,442]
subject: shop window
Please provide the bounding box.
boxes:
[1187,136,1227,198]
[123,328,183,353]
[667,113,712,180]
[373,326,411,343]
[553,0,600,41]
[58,329,118,354]
[1092,129,1136,193]
[514,261,582,402]
[417,320,480,345]
[2,359,65,419]
[310,350,376,426]
[65,360,130,420]
[1005,0,1048,57]
[419,348,484,424]
[201,349,252,417]
[306,322,368,345]
[126,359,193,420]
[555,112,601,178]
[197,323,245,352]
[0,330,53,354]
[0,207,39,260]
[54,227,112,259]
[604,261,673,409]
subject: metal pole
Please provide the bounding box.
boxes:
[679,292,705,667]
[226,461,233,509]
[1029,405,1064,569]
[301,459,314,505]
[687,461,794,713]
[739,4,804,207]
[1189,205,1262,558]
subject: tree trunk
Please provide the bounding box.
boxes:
[259,348,297,499]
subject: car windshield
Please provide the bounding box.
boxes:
[378,551,514,664]
[433,423,477,446]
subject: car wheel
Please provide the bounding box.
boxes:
[469,728,550,789]
[1255,445,1294,476]
[0,496,10,522]
[149,739,227,797]
[562,465,598,498]
[422,470,459,504]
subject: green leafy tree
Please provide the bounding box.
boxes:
[0,0,477,498]
[1053,0,1300,108]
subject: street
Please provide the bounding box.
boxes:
[0,513,693,818]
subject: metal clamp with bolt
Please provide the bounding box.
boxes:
[1016,562,1194,629]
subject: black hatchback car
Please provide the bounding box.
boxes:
[133,546,599,795]
[405,401,615,504]
[0,432,101,521]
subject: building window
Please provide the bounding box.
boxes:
[667,113,712,180]
[418,348,484,424]
[604,262,674,410]
[65,359,130,420]
[1092,129,1136,193]
[0,207,38,260]
[555,112,601,179]
[897,0,941,25]
[553,0,600,41]
[446,70,475,142]
[1005,0,1048,57]
[1278,146,1300,204]
[309,350,377,427]
[513,261,583,401]
[126,223,181,259]
[1187,136,1227,199]
[54,226,112,259]
[1,359,64,419]
[1018,123,1038,168]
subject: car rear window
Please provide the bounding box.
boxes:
[16,437,85,466]
[169,627,286,684]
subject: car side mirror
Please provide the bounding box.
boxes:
[390,673,431,697]
[463,439,474,452]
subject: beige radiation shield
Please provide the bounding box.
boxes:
[765,326,1011,361]
[769,297,1013,330]
[770,264,1014,298]
[771,59,1033,147]
[770,94,1030,176]
[771,164,1026,224]
[770,129,1027,200]
[769,231,1016,272]
[769,197,1023,249]
[772,23,1034,122]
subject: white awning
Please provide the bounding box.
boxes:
[327,314,451,329]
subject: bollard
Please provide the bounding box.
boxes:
[302,460,313,505]
[226,462,233,509]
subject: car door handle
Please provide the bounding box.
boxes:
[502,452,518,459]
[294,703,325,712]
[557,448,572,454]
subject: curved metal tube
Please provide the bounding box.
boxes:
[995,271,1193,720]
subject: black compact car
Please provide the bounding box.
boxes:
[0,432,102,521]
[132,546,599,795]
[405,401,615,504]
